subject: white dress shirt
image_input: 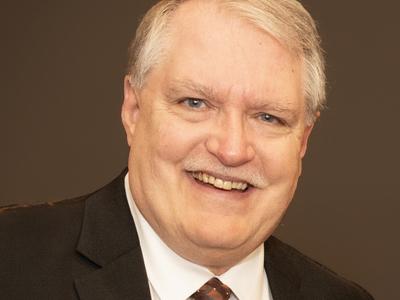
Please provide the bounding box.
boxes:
[125,173,273,300]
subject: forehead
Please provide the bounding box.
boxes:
[151,0,304,110]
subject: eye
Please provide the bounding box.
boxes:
[258,113,282,124]
[182,98,206,109]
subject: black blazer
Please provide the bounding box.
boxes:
[0,170,373,299]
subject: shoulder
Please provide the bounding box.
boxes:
[0,170,130,299]
[0,195,94,299]
[0,195,87,239]
[265,236,374,299]
[0,196,89,259]
[0,169,128,256]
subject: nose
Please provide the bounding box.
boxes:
[205,112,255,167]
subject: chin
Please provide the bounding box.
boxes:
[186,220,253,251]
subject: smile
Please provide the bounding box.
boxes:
[192,171,248,191]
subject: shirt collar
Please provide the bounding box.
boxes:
[124,173,269,300]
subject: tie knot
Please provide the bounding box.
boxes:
[190,277,232,300]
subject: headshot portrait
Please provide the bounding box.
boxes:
[1,0,398,299]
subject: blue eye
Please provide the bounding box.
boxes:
[259,113,280,124]
[183,98,206,109]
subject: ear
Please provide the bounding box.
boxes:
[299,111,320,158]
[121,75,140,146]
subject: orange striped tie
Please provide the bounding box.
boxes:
[190,277,232,300]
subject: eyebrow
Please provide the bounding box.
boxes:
[165,79,219,102]
[251,99,297,114]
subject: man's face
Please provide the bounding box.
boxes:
[122,1,314,272]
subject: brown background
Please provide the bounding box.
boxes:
[1,1,399,299]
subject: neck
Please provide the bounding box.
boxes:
[164,235,259,276]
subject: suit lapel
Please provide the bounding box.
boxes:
[74,170,151,300]
[75,247,150,300]
[264,237,302,300]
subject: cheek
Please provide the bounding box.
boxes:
[256,137,302,182]
[154,117,206,163]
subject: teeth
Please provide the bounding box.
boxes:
[208,176,215,184]
[215,179,224,189]
[203,173,209,183]
[223,181,232,190]
[192,172,248,191]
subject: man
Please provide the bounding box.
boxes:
[0,0,373,299]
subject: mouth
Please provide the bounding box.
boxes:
[190,171,250,192]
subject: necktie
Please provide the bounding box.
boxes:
[190,277,232,300]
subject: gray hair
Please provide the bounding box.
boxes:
[127,0,326,123]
